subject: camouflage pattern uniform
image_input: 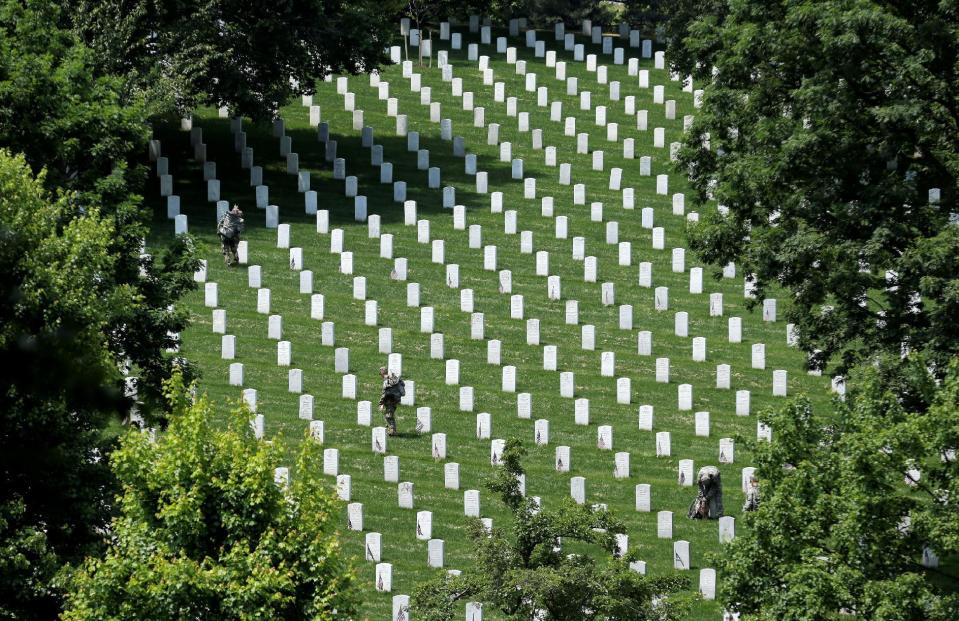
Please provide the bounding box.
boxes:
[742,478,760,512]
[217,211,245,265]
[379,371,402,435]
[687,465,724,519]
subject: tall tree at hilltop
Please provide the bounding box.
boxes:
[70,0,403,120]
[663,0,959,377]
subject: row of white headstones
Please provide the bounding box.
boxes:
[149,16,845,619]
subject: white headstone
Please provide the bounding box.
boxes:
[699,568,716,599]
[323,448,339,476]
[570,476,586,504]
[719,516,736,544]
[656,431,671,457]
[574,398,589,426]
[657,510,673,538]
[673,541,690,570]
[679,459,695,486]
[432,433,447,460]
[464,489,480,517]
[752,343,766,369]
[517,392,532,419]
[535,419,549,445]
[638,404,654,431]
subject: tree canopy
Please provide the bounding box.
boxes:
[70,0,402,120]
[62,374,357,620]
[664,0,959,376]
[413,439,690,621]
[717,357,959,620]
[0,0,200,419]
[0,149,123,620]
[400,0,619,31]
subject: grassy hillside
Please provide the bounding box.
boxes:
[148,21,834,620]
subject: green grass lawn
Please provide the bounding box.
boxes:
[147,22,835,620]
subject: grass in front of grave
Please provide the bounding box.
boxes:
[147,25,834,621]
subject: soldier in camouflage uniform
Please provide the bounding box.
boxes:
[688,465,724,519]
[216,204,245,266]
[742,475,760,512]
[378,366,403,436]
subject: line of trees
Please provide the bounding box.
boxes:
[658,1,959,618]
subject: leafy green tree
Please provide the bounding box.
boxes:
[70,0,403,120]
[413,439,690,621]
[0,4,198,615]
[0,149,123,620]
[0,0,199,418]
[717,357,959,620]
[526,0,616,28]
[404,0,477,31]
[621,1,666,33]
[62,373,357,620]
[663,0,959,376]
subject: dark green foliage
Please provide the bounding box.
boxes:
[525,0,617,28]
[0,0,200,419]
[413,439,691,620]
[0,150,123,620]
[0,2,194,616]
[400,0,618,30]
[663,0,959,376]
[70,0,403,120]
[717,357,959,620]
[621,0,668,34]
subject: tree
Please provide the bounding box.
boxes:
[663,0,959,376]
[0,0,200,419]
[62,373,357,620]
[525,0,616,28]
[0,4,199,615]
[0,149,123,620]
[69,0,403,120]
[413,439,690,621]
[716,356,959,620]
[621,1,667,34]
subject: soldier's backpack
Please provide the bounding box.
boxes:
[217,217,236,240]
[386,378,405,400]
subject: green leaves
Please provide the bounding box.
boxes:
[717,358,959,619]
[0,149,124,619]
[71,0,401,120]
[63,373,357,620]
[666,0,959,376]
[413,440,689,621]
